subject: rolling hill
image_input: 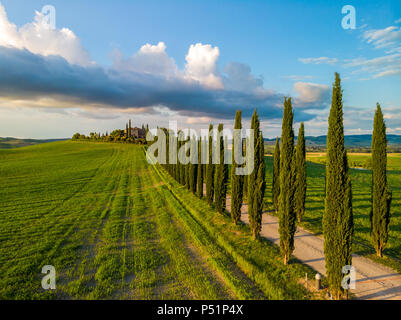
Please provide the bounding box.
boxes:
[0,137,67,149]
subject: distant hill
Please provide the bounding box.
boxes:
[265,134,401,148]
[0,137,68,149]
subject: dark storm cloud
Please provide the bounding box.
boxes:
[0,46,315,122]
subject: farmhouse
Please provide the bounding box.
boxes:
[124,127,146,139]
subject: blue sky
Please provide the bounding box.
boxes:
[0,0,400,138]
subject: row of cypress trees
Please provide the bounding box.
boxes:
[159,124,229,213]
[271,72,392,298]
[158,109,266,239]
[155,72,392,299]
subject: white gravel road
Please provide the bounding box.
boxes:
[225,196,401,300]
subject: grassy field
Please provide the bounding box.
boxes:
[0,141,317,300]
[264,153,401,271]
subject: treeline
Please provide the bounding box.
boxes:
[72,122,149,144]
[150,72,392,300]
[276,74,391,299]
[266,143,401,154]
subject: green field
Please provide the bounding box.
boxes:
[264,153,401,271]
[0,141,318,300]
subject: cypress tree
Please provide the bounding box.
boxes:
[186,163,190,190]
[248,109,264,239]
[203,150,207,186]
[180,157,185,185]
[165,129,170,172]
[272,137,280,214]
[243,138,248,199]
[278,98,297,264]
[247,120,256,237]
[179,133,186,185]
[184,135,191,190]
[370,103,392,258]
[126,123,129,138]
[206,124,215,205]
[253,133,266,235]
[197,138,204,198]
[185,164,189,189]
[323,72,353,299]
[231,111,244,224]
[175,134,180,182]
[189,136,198,194]
[214,124,227,213]
[129,119,132,138]
[295,123,307,222]
[181,132,188,186]
[171,131,176,180]
[203,137,207,187]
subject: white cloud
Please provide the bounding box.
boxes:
[298,57,338,65]
[282,75,313,81]
[363,26,401,49]
[297,26,401,80]
[223,62,264,92]
[184,43,223,89]
[293,82,330,107]
[373,69,401,78]
[111,41,225,89]
[111,42,179,77]
[0,3,331,138]
[394,18,401,24]
[0,4,91,66]
[334,24,401,79]
[186,117,212,124]
[344,53,401,78]
[301,105,401,136]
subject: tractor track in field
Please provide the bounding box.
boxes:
[50,147,126,297]
[150,164,271,300]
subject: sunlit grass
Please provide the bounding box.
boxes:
[0,141,317,300]
[264,153,401,272]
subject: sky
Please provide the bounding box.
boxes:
[0,0,400,139]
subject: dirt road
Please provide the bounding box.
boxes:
[225,196,401,300]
